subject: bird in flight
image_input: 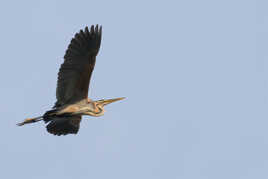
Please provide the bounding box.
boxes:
[17,25,125,136]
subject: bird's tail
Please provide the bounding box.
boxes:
[17,116,43,126]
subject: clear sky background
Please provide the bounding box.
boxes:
[0,0,266,178]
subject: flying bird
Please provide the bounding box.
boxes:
[17,25,125,136]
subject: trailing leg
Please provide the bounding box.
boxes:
[17,116,43,126]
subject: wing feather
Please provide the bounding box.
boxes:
[54,25,102,107]
[46,116,82,136]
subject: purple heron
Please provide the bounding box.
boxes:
[17,25,125,136]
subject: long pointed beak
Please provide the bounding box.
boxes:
[102,97,125,106]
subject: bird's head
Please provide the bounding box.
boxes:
[85,97,125,116]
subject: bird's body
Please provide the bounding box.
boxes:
[17,25,124,136]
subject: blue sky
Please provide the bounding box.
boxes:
[0,0,267,178]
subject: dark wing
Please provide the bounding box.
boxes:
[54,25,102,108]
[46,116,82,136]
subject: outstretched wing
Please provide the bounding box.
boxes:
[54,25,102,108]
[46,116,82,136]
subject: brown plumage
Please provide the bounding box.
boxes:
[17,25,125,136]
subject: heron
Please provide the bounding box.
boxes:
[17,25,125,136]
